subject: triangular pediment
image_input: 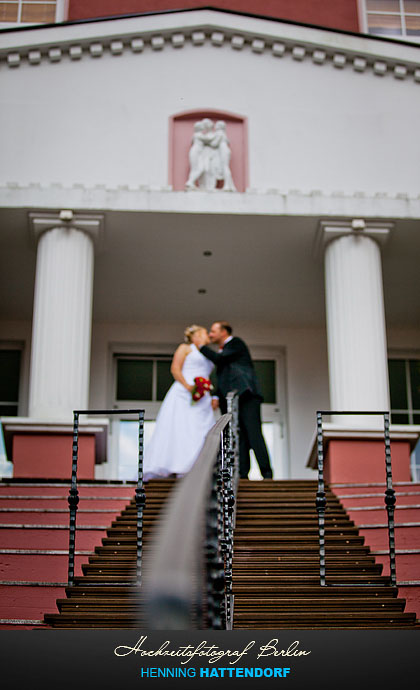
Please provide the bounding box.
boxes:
[1,8,419,82]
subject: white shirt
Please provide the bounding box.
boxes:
[220,335,233,351]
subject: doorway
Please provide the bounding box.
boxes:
[106,347,289,481]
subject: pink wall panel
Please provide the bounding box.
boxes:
[169,109,248,192]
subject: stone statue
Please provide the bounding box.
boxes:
[185,119,237,192]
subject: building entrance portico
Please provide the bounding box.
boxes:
[1,190,420,480]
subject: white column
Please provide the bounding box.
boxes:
[321,221,392,426]
[28,213,102,420]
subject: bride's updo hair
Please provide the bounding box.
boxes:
[184,324,205,343]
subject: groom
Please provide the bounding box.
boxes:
[192,321,273,479]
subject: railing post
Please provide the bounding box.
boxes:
[227,392,240,502]
[135,410,146,586]
[217,441,227,629]
[205,461,225,629]
[316,409,397,588]
[221,424,235,629]
[383,412,397,587]
[67,411,80,587]
[225,392,239,627]
[316,411,327,587]
[66,408,145,589]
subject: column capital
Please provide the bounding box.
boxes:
[315,219,393,258]
[29,210,104,246]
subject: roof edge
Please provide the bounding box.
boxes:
[1,5,420,51]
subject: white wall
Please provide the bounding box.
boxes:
[388,329,420,353]
[1,25,419,196]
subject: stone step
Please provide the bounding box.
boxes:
[0,527,107,550]
[348,508,420,523]
[0,482,136,497]
[373,552,420,580]
[0,497,133,509]
[331,482,420,496]
[0,511,124,526]
[359,524,420,548]
[340,494,420,508]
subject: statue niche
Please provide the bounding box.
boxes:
[185,118,236,192]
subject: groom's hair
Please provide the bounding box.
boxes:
[216,321,232,335]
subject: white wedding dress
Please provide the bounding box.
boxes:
[143,344,215,481]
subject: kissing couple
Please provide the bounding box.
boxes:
[142,321,273,481]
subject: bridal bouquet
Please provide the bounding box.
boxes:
[191,376,213,403]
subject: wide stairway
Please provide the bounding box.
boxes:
[233,480,418,629]
[4,478,417,628]
[43,479,175,628]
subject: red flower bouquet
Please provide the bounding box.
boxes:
[191,376,213,404]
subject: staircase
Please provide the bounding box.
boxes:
[332,481,420,619]
[0,479,136,629]
[3,477,418,629]
[43,478,175,628]
[232,479,419,629]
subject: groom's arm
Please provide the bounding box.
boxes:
[199,339,244,366]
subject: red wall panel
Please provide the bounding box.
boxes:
[67,1,361,33]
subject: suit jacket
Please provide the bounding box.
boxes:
[200,337,263,404]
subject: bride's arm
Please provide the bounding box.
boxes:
[170,344,193,392]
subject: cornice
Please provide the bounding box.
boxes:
[0,9,419,84]
[1,184,420,220]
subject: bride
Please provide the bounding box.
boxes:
[142,324,216,481]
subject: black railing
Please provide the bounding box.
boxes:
[144,393,240,629]
[223,392,239,624]
[316,410,397,587]
[67,408,145,587]
[227,390,240,504]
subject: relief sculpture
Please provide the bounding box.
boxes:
[185,119,236,192]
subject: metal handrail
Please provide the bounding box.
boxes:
[144,397,239,629]
[316,410,397,587]
[67,408,145,587]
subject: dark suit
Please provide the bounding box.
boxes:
[200,337,273,479]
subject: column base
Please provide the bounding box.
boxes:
[1,418,108,480]
[306,424,420,484]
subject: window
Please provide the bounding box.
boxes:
[388,359,420,424]
[254,360,277,404]
[364,0,420,40]
[388,358,420,481]
[115,355,277,404]
[0,1,64,25]
[0,349,21,416]
[209,359,276,404]
[115,355,173,403]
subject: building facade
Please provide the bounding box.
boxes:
[0,2,420,482]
